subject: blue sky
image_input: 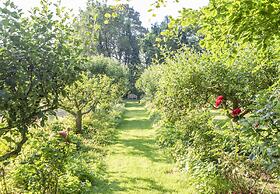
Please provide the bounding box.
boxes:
[11,0,209,27]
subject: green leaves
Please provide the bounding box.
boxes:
[0,0,81,161]
[104,13,111,18]
[138,43,279,192]
[75,2,146,91]
[59,63,127,133]
[137,0,279,192]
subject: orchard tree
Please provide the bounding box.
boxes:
[149,46,278,122]
[60,56,129,134]
[0,0,81,161]
[59,74,118,134]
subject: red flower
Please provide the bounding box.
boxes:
[214,96,224,108]
[253,122,259,128]
[58,131,68,139]
[231,108,241,117]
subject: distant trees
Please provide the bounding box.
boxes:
[76,1,207,92]
[78,3,146,64]
[141,16,203,66]
[76,2,146,91]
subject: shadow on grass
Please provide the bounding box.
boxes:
[94,102,172,194]
[125,101,142,108]
[123,109,148,118]
[94,176,175,194]
[120,138,167,163]
[120,119,152,130]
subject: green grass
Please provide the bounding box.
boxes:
[94,101,195,194]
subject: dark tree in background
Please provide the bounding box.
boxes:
[76,1,146,92]
[76,1,203,93]
[142,16,203,66]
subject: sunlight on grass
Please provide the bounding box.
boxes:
[94,101,196,194]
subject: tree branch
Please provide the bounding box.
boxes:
[82,105,95,115]
[59,105,77,116]
[0,126,28,162]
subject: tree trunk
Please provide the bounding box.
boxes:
[75,110,82,134]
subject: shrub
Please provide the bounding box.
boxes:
[11,121,105,194]
[140,46,279,192]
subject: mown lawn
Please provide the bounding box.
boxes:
[94,101,195,194]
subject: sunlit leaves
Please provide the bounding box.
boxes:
[0,0,81,160]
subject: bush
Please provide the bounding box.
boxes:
[139,45,280,193]
[1,117,112,194]
[11,124,90,193]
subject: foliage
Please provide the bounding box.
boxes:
[147,0,280,49]
[138,41,279,193]
[60,73,119,133]
[153,46,277,123]
[10,122,104,194]
[157,110,232,193]
[239,83,280,176]
[138,2,280,191]
[141,16,203,65]
[201,0,280,47]
[81,102,125,145]
[145,0,280,48]
[14,129,78,193]
[156,105,279,192]
[1,100,125,193]
[76,2,146,91]
[136,64,162,101]
[0,0,82,161]
[85,55,129,95]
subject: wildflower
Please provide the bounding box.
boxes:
[58,131,68,139]
[214,96,224,108]
[232,108,241,117]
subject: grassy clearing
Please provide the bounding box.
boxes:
[94,101,194,194]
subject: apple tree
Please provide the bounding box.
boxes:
[0,0,81,161]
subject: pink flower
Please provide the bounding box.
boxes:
[214,96,224,108]
[232,108,241,117]
[58,131,68,139]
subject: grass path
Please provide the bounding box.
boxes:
[95,101,194,194]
